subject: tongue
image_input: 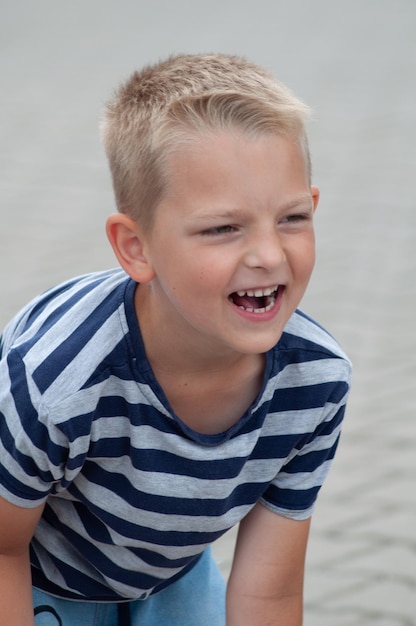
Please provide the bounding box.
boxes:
[232,293,262,309]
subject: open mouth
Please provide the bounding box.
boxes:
[229,286,280,313]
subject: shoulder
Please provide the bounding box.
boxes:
[1,269,130,352]
[1,269,135,405]
[274,309,352,380]
[0,270,142,506]
[261,309,351,413]
[281,309,350,362]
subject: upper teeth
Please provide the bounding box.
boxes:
[236,286,277,297]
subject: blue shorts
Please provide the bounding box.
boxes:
[33,548,226,625]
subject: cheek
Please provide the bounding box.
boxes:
[302,253,316,279]
[193,256,227,288]
[291,239,316,280]
[305,243,316,271]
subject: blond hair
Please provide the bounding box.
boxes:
[101,53,311,230]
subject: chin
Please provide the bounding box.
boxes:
[236,333,284,355]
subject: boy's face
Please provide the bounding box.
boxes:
[140,130,319,359]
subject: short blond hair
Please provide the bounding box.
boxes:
[101,53,311,230]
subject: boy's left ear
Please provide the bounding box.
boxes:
[311,185,320,212]
[106,214,156,283]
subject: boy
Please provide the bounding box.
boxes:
[0,53,351,625]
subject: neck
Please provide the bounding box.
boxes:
[134,283,260,377]
[133,283,265,434]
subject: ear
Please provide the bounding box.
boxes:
[311,185,320,212]
[106,213,156,283]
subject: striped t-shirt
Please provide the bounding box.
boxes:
[0,269,351,602]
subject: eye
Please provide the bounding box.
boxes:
[201,224,237,236]
[279,213,312,230]
[280,212,311,225]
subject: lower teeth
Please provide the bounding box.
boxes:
[239,299,275,313]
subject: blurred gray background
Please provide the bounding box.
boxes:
[1,1,415,623]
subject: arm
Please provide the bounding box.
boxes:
[0,495,44,625]
[226,502,310,626]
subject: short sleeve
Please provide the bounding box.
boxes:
[261,370,350,520]
[0,348,76,507]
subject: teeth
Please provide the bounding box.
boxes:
[232,285,279,314]
[236,286,278,298]
[238,300,275,314]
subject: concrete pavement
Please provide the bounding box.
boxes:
[1,1,415,623]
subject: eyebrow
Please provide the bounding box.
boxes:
[279,193,314,211]
[190,208,246,223]
[190,194,313,222]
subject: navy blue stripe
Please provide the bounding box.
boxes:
[17,277,111,356]
[20,278,89,333]
[31,547,201,602]
[251,433,306,459]
[84,400,188,438]
[67,484,230,546]
[278,332,338,359]
[0,462,47,501]
[32,292,123,394]
[316,405,345,437]
[0,415,55,486]
[81,340,132,389]
[265,483,320,511]
[33,557,123,600]
[72,501,203,569]
[270,380,348,412]
[89,446,247,479]
[76,461,268,516]
[286,440,339,474]
[42,505,166,588]
[292,403,345,453]
[7,352,67,470]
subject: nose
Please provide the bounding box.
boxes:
[244,229,286,271]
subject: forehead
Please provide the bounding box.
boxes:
[164,130,308,189]
[159,120,310,181]
[154,130,311,221]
